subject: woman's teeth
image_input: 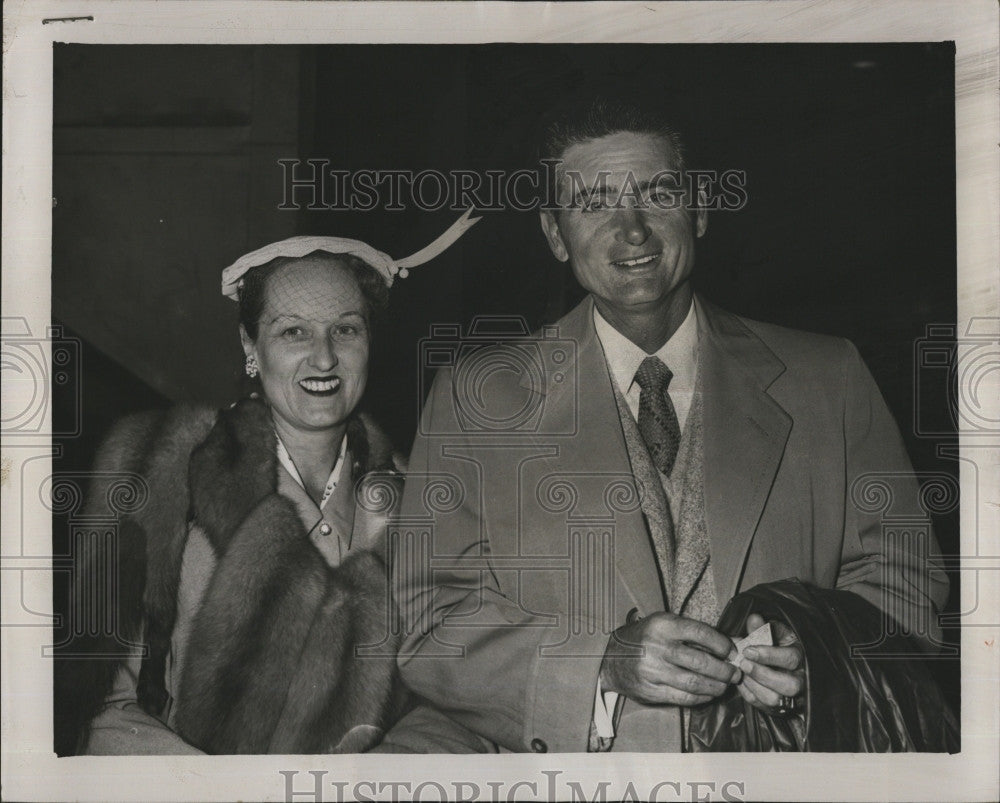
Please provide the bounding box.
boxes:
[614,253,660,268]
[299,377,341,392]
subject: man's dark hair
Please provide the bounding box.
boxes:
[537,95,689,173]
[238,250,390,342]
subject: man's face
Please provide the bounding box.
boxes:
[540,131,707,318]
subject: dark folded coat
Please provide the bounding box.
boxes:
[687,579,959,752]
[56,396,406,754]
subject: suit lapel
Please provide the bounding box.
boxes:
[696,297,791,604]
[541,298,666,617]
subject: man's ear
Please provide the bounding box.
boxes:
[539,210,569,262]
[695,181,709,238]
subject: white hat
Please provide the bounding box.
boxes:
[221,208,480,300]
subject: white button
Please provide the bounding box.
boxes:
[318,523,332,536]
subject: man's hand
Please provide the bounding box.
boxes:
[734,613,805,714]
[599,612,740,707]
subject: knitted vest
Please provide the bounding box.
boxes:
[613,380,719,624]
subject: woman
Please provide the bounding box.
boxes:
[57,218,484,755]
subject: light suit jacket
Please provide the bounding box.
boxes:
[395,294,948,753]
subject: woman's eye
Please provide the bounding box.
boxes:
[335,324,360,338]
[281,326,306,339]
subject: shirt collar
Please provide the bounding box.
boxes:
[275,433,347,511]
[592,298,699,395]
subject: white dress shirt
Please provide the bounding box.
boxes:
[592,300,699,432]
[590,299,701,740]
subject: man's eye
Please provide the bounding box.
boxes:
[583,199,609,213]
[281,326,306,339]
[650,189,679,207]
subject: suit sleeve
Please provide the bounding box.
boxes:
[371,704,499,754]
[836,341,950,651]
[395,368,613,753]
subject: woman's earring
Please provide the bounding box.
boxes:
[245,354,259,378]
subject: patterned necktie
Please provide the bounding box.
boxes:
[634,355,682,476]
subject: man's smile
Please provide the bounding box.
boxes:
[612,252,661,269]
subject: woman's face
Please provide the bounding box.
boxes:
[242,255,371,435]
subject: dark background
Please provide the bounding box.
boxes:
[52,42,959,710]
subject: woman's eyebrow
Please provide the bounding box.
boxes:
[267,313,302,325]
[267,310,367,325]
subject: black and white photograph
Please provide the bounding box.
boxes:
[2,2,998,802]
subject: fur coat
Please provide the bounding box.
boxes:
[56,396,407,755]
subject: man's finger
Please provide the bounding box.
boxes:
[745,613,766,634]
[658,664,730,698]
[741,674,781,709]
[744,644,803,671]
[639,677,715,707]
[664,617,734,659]
[660,642,740,684]
[739,658,804,698]
[662,690,716,707]
[771,620,799,646]
[736,678,765,709]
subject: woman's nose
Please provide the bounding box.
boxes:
[308,336,338,371]
[614,208,652,245]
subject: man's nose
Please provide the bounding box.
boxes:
[308,335,339,371]
[614,207,652,245]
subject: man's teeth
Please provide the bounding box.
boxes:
[299,378,340,392]
[615,253,659,267]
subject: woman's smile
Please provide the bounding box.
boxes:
[298,375,342,395]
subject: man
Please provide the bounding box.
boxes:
[394,99,949,752]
